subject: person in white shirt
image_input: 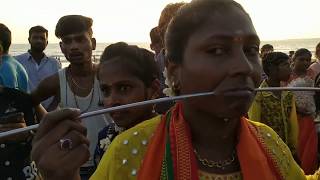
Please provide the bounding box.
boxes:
[15,26,61,111]
[31,15,111,179]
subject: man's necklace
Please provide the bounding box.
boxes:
[66,67,95,113]
[72,85,94,113]
[67,66,94,91]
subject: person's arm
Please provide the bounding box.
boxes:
[31,73,60,106]
[46,95,60,112]
[34,104,47,122]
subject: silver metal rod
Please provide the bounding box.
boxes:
[0,91,215,139]
[255,87,320,92]
[1,87,320,139]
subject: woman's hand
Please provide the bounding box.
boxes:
[31,108,90,180]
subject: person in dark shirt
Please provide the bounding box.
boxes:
[0,23,46,180]
[0,87,41,180]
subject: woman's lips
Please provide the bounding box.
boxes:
[219,88,255,97]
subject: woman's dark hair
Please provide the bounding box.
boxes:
[98,42,159,87]
[292,48,312,61]
[165,0,251,64]
[262,52,289,76]
[315,42,320,60]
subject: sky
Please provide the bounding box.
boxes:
[1,0,320,44]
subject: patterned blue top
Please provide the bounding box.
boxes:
[0,55,29,92]
[94,123,122,167]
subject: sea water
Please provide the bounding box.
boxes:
[9,39,320,68]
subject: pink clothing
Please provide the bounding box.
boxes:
[308,60,320,79]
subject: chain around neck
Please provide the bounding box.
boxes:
[193,149,236,169]
[67,66,94,90]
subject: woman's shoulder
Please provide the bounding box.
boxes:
[117,114,161,137]
[91,115,162,180]
[109,115,162,150]
[248,120,283,138]
[247,120,305,179]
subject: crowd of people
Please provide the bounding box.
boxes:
[1,0,320,179]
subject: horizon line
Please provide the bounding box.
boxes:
[11,37,320,45]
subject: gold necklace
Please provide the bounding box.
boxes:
[67,66,94,91]
[66,67,95,113]
[194,149,236,169]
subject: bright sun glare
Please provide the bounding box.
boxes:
[1,0,319,44]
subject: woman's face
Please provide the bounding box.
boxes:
[168,8,262,118]
[99,59,158,128]
[293,54,311,72]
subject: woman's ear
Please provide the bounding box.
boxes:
[147,79,161,100]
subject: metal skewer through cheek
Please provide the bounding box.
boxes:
[1,86,320,139]
[0,91,215,139]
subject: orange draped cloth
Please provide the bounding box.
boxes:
[138,103,282,180]
[297,115,318,175]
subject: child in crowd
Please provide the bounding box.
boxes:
[287,48,318,174]
[249,52,299,156]
[93,42,160,166]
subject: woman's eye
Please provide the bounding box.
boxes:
[244,46,259,56]
[119,85,132,93]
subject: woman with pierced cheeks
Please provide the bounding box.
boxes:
[31,0,319,179]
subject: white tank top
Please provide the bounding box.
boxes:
[58,68,111,167]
